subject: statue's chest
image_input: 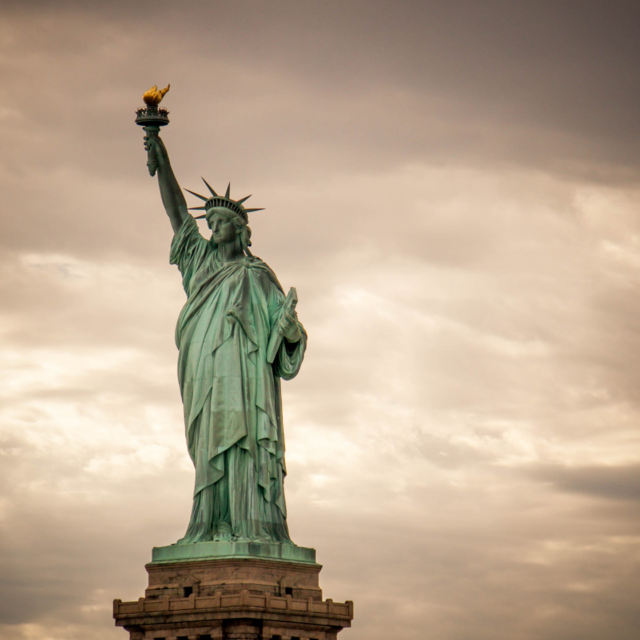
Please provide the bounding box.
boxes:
[189,260,247,298]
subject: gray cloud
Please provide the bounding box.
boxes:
[529,463,640,502]
[1,2,640,640]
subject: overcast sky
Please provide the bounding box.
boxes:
[1,2,640,639]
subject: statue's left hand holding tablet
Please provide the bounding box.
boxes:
[280,310,302,343]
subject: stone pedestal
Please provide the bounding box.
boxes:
[114,543,353,640]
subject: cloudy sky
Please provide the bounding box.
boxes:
[1,1,640,639]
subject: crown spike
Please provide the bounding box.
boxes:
[194,214,207,219]
[184,188,208,201]
[201,177,218,197]
[225,183,231,199]
[188,206,208,210]
[237,195,252,205]
[245,208,265,213]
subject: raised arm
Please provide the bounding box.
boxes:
[144,132,190,234]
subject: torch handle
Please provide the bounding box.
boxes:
[143,125,161,177]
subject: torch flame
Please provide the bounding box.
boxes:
[143,84,170,106]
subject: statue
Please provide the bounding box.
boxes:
[136,87,307,545]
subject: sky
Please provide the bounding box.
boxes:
[1,1,640,639]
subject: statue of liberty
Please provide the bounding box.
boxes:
[115,88,351,640]
[142,123,306,545]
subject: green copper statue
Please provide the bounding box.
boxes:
[138,90,307,545]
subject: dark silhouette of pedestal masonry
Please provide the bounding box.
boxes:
[113,540,353,640]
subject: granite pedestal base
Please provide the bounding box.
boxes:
[114,544,353,640]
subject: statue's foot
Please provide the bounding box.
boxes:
[213,523,233,542]
[232,534,273,544]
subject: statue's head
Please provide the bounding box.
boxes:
[205,206,252,251]
[186,179,262,256]
[185,178,262,255]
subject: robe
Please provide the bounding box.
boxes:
[169,216,306,543]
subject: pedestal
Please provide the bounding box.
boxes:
[114,543,353,640]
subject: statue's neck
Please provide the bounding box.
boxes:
[217,241,244,263]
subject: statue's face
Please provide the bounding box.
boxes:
[208,213,238,245]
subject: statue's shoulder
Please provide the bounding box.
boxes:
[247,256,284,293]
[247,256,276,278]
[170,215,211,270]
[173,215,210,250]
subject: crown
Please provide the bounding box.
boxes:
[186,178,264,223]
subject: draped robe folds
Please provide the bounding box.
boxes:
[169,216,306,543]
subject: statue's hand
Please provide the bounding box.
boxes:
[279,311,302,343]
[143,131,169,168]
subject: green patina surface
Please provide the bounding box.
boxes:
[151,541,317,565]
[139,112,308,554]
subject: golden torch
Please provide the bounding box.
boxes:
[135,84,170,176]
